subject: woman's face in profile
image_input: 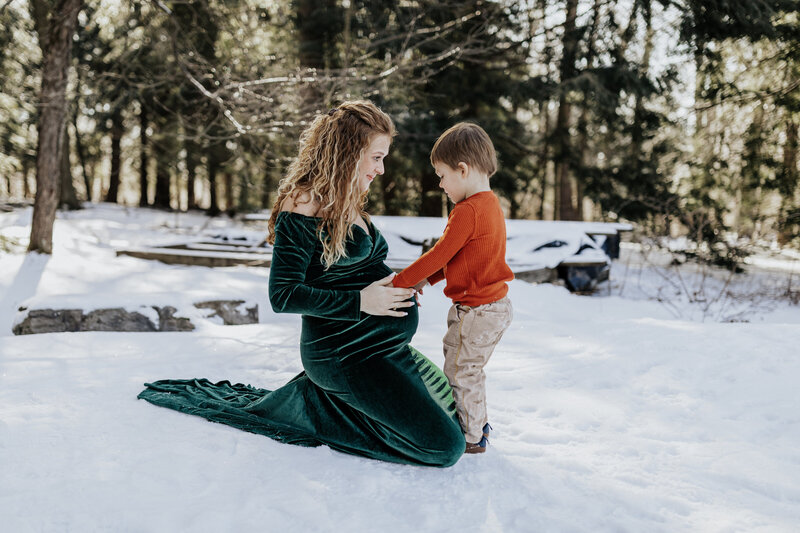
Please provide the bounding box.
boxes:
[357,134,391,192]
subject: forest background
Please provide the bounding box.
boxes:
[1,0,799,269]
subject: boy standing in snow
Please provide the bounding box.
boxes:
[392,122,513,453]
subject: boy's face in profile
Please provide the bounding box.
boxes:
[433,161,468,203]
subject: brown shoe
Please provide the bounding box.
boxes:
[464,441,487,454]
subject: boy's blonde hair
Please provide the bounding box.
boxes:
[430,122,497,177]
[267,100,395,268]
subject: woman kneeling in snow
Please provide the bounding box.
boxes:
[138,100,464,467]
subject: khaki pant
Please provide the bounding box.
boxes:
[442,296,512,443]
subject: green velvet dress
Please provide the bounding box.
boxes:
[138,211,465,467]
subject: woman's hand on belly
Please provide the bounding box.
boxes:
[360,274,416,317]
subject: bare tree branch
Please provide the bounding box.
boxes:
[694,78,800,111]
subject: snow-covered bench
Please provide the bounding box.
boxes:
[116,232,272,267]
[116,245,272,267]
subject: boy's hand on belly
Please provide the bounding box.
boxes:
[412,280,428,306]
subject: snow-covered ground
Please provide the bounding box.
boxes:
[1,203,798,532]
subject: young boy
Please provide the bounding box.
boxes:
[392,122,513,454]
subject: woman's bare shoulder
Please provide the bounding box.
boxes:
[280,191,320,217]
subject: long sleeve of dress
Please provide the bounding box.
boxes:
[268,214,362,321]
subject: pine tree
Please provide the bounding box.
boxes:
[365,1,532,217]
[677,0,798,262]
[0,5,37,199]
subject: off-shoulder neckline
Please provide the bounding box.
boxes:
[276,210,372,237]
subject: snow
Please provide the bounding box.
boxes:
[1,203,799,532]
[604,242,800,323]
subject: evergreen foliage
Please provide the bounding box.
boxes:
[1,0,799,263]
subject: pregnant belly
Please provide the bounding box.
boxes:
[300,302,419,364]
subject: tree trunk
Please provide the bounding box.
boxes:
[138,102,149,206]
[237,172,250,214]
[207,157,220,216]
[105,106,123,203]
[21,158,32,198]
[262,154,278,210]
[783,119,798,192]
[185,139,199,210]
[538,100,552,220]
[151,107,175,209]
[72,108,91,201]
[153,162,171,209]
[59,122,80,209]
[295,0,338,109]
[573,0,603,222]
[342,0,352,72]
[261,169,271,209]
[171,2,219,211]
[630,6,653,163]
[72,68,92,201]
[419,172,445,217]
[554,113,575,220]
[224,172,234,214]
[28,0,82,254]
[553,0,579,221]
[186,158,196,210]
[779,118,798,245]
[535,0,555,221]
[746,102,766,239]
[693,35,710,174]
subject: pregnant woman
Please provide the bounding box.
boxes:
[138,100,465,467]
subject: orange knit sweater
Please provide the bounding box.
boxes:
[392,191,514,306]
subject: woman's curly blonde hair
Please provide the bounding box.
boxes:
[267,100,395,268]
